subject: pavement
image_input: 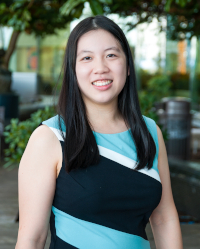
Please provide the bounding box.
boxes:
[0,163,200,249]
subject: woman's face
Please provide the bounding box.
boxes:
[75,29,129,106]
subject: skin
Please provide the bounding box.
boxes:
[75,29,130,133]
[15,29,183,248]
[150,125,183,248]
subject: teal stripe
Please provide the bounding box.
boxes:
[93,130,138,163]
[143,116,159,174]
[143,116,159,157]
[93,115,159,174]
[42,115,159,174]
[52,206,151,249]
[42,114,66,132]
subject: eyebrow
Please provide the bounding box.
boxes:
[77,46,121,57]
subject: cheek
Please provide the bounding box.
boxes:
[76,64,91,82]
[113,60,127,79]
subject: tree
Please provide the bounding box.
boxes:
[0,0,198,71]
[60,0,199,41]
[0,0,80,69]
[0,0,196,96]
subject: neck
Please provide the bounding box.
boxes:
[84,99,124,132]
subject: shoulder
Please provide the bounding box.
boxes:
[27,126,59,162]
[22,115,62,168]
[42,114,65,131]
[33,115,60,142]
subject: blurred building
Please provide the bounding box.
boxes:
[7,25,70,94]
[0,2,199,110]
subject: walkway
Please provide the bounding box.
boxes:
[0,164,200,249]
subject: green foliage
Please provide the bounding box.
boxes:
[89,0,104,15]
[0,1,31,31]
[0,1,72,36]
[107,0,200,40]
[139,69,158,89]
[60,0,108,16]
[1,0,199,39]
[3,106,56,169]
[165,0,191,11]
[169,72,189,90]
[147,75,173,103]
[99,0,113,4]
[60,0,86,17]
[140,74,173,103]
[139,70,190,92]
[138,75,172,141]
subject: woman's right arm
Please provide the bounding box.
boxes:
[15,124,62,249]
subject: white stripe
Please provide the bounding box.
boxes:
[46,128,161,183]
[98,145,161,183]
[49,127,65,141]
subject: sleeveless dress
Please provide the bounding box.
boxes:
[39,114,162,249]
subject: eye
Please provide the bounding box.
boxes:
[107,54,116,58]
[82,56,91,61]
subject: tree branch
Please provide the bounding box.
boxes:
[3,30,20,69]
[2,0,35,69]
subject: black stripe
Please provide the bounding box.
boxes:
[52,235,78,249]
[53,155,162,240]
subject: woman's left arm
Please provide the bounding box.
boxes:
[149,124,183,249]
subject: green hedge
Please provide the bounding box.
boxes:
[3,106,56,169]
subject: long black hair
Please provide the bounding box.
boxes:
[56,15,156,173]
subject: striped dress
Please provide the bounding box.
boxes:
[39,114,162,249]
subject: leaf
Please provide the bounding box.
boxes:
[89,0,104,15]
[3,160,14,169]
[0,3,6,11]
[7,18,17,27]
[22,9,31,21]
[60,0,85,16]
[72,4,85,19]
[165,0,173,11]
[20,22,26,30]
[12,0,26,10]
[3,106,56,168]
[4,124,11,130]
[175,0,190,7]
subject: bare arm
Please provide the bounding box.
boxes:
[15,125,62,249]
[149,125,183,249]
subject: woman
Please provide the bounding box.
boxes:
[15,15,183,249]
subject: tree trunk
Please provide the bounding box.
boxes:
[3,30,20,70]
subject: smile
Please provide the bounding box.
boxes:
[92,80,113,86]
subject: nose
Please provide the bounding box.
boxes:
[93,58,109,74]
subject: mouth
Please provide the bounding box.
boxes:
[92,80,113,86]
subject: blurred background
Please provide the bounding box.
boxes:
[0,0,200,248]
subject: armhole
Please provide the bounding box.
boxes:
[151,120,161,178]
[142,116,159,157]
[152,120,159,158]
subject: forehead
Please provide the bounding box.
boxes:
[76,29,122,52]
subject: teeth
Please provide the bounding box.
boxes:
[92,80,112,86]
